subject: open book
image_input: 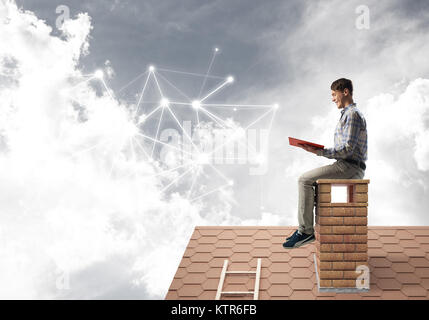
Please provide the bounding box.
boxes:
[288,137,324,149]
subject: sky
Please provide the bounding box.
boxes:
[1,0,429,299]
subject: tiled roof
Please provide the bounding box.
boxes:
[165,226,429,300]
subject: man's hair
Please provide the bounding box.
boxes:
[331,78,353,96]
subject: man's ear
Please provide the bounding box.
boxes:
[343,88,349,96]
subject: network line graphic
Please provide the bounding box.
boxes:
[71,48,278,205]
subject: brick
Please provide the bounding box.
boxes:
[332,207,355,217]
[332,226,356,234]
[355,184,368,193]
[319,261,332,270]
[320,252,343,261]
[319,270,343,279]
[344,234,367,243]
[355,226,367,234]
[344,217,367,226]
[318,193,331,203]
[317,207,331,216]
[320,244,331,252]
[318,184,331,193]
[355,243,368,252]
[320,226,333,234]
[332,280,356,287]
[332,261,356,270]
[344,253,368,261]
[344,271,360,279]
[355,207,367,216]
[320,279,332,287]
[319,217,344,225]
[332,244,356,252]
[354,193,368,203]
[354,261,369,269]
[320,235,344,243]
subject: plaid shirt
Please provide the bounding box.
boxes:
[317,103,367,162]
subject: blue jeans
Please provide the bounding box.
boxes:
[298,159,365,234]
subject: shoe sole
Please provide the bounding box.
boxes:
[283,235,315,249]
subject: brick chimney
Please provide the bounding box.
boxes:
[314,179,370,292]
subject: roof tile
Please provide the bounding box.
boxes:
[182,273,206,285]
[383,244,404,253]
[386,253,409,263]
[290,278,314,290]
[269,262,292,273]
[401,284,427,297]
[396,273,420,285]
[289,290,316,300]
[391,262,415,273]
[230,252,253,262]
[177,284,203,297]
[269,252,292,263]
[377,278,402,290]
[194,244,216,253]
[415,236,429,244]
[403,248,426,257]
[381,290,408,300]
[409,257,429,268]
[166,226,429,300]
[250,248,271,257]
[395,230,415,240]
[268,273,293,285]
[372,267,396,279]
[289,267,313,279]
[289,258,312,268]
[379,236,400,244]
[218,230,237,240]
[253,230,272,240]
[414,267,429,278]
[202,278,219,290]
[186,262,210,273]
[212,248,234,257]
[267,284,292,297]
[235,236,254,244]
[190,252,213,263]
[253,239,272,248]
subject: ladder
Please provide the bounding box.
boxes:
[215,258,262,300]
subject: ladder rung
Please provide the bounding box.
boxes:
[226,271,256,274]
[221,291,254,295]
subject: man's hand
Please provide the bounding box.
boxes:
[298,143,321,155]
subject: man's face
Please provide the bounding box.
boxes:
[331,90,346,109]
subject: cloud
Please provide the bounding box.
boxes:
[1,1,278,299]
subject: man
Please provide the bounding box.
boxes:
[283,78,368,249]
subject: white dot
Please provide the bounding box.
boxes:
[94,70,103,79]
[160,98,169,107]
[228,180,234,186]
[196,153,209,164]
[138,114,147,124]
[273,103,279,109]
[192,100,201,109]
[227,76,234,83]
[149,65,155,72]
[215,47,219,52]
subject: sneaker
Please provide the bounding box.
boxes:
[285,230,299,241]
[282,230,315,249]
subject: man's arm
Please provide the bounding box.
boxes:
[316,111,362,159]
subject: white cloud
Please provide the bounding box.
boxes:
[1,1,277,299]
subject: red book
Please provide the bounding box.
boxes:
[288,137,324,149]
